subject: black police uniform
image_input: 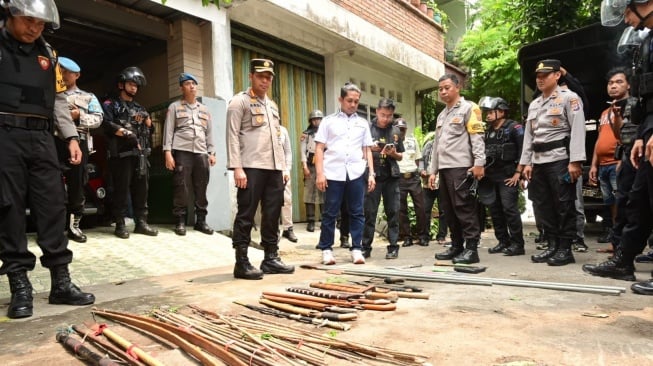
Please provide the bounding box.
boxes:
[362,120,404,257]
[482,119,525,254]
[101,97,155,233]
[0,29,73,274]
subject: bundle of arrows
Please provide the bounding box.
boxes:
[55,306,430,366]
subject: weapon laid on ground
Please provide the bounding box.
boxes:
[233,301,351,331]
[261,293,358,313]
[73,324,146,366]
[264,291,397,311]
[286,287,393,305]
[92,309,245,366]
[89,323,165,366]
[259,298,358,321]
[309,282,399,302]
[56,331,121,366]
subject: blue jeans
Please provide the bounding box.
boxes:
[598,164,618,206]
[317,175,366,250]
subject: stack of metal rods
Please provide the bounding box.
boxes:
[323,267,626,295]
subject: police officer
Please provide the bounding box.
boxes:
[396,118,429,247]
[56,57,104,243]
[362,98,405,259]
[163,73,216,236]
[478,96,525,256]
[102,66,158,239]
[301,110,325,233]
[0,0,95,319]
[427,74,486,265]
[227,58,294,280]
[583,1,653,294]
[520,59,586,266]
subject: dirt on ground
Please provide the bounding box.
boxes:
[1,226,652,366]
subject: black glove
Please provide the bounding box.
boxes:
[123,130,139,147]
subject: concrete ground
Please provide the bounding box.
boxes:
[0,221,652,365]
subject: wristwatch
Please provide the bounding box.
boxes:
[66,136,80,143]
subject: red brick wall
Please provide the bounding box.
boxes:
[330,0,445,61]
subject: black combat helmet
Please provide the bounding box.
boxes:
[118,66,147,87]
[478,96,509,111]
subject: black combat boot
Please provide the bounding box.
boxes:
[306,203,316,232]
[402,237,414,247]
[233,245,263,280]
[174,215,186,236]
[340,235,351,248]
[67,213,87,243]
[134,218,158,236]
[48,265,95,305]
[531,238,558,263]
[282,227,298,242]
[631,278,653,295]
[582,246,636,281]
[7,271,33,319]
[453,239,480,264]
[260,245,295,274]
[435,243,464,260]
[547,238,575,266]
[194,215,213,235]
[306,220,315,232]
[114,217,130,239]
[488,241,510,254]
[503,242,525,256]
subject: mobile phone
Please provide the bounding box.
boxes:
[384,143,395,150]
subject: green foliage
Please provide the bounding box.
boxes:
[421,92,439,133]
[456,0,600,109]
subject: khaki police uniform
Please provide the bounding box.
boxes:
[520,85,586,244]
[226,87,286,249]
[427,97,485,248]
[163,99,215,219]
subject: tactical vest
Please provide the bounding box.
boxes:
[0,30,55,118]
[484,119,518,164]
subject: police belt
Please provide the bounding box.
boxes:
[0,113,50,130]
[532,138,568,153]
[401,171,418,179]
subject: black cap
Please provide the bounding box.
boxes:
[250,59,275,75]
[535,59,561,73]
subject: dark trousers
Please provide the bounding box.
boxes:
[108,155,149,220]
[423,187,448,240]
[232,168,283,248]
[0,128,72,274]
[612,146,637,249]
[619,157,653,261]
[56,137,89,216]
[528,160,576,242]
[338,200,350,238]
[399,174,427,240]
[439,168,481,246]
[487,178,524,246]
[172,150,210,218]
[317,175,366,250]
[363,177,400,250]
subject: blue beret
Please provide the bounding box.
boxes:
[58,57,81,73]
[179,72,198,85]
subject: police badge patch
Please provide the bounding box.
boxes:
[570,98,580,112]
[38,56,50,70]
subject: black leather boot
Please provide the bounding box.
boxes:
[48,265,95,305]
[174,215,186,236]
[582,246,636,281]
[488,242,510,254]
[340,235,351,248]
[453,239,480,264]
[260,246,295,274]
[547,238,575,266]
[67,213,87,243]
[503,242,525,256]
[233,245,263,280]
[531,238,558,263]
[282,227,298,242]
[631,279,653,295]
[194,215,213,235]
[435,243,464,260]
[7,271,33,319]
[114,218,130,239]
[134,218,158,236]
[306,220,315,232]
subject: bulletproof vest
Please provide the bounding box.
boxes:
[0,30,55,118]
[107,98,151,157]
[631,33,653,122]
[484,119,518,164]
[370,120,401,178]
[620,97,639,145]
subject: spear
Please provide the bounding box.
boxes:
[233,301,351,331]
[56,331,121,366]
